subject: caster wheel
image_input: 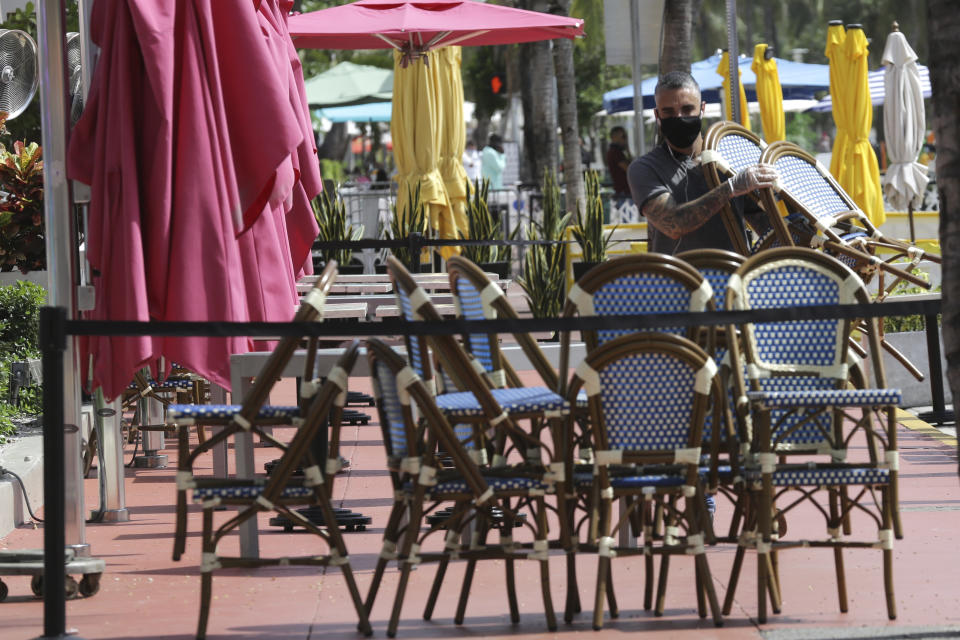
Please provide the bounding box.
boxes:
[65,575,79,599]
[79,573,101,597]
[0,579,7,602]
[30,575,43,597]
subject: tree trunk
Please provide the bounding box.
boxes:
[763,0,779,55]
[660,0,702,74]
[317,121,350,161]
[518,0,558,186]
[925,0,960,473]
[552,0,584,214]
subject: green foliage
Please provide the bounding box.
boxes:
[384,183,428,271]
[0,280,45,441]
[0,140,46,272]
[460,178,516,265]
[518,169,572,319]
[461,46,509,124]
[571,170,615,263]
[320,159,346,185]
[312,185,363,267]
[882,267,940,333]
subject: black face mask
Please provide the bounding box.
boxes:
[658,114,702,150]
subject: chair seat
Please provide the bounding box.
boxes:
[745,466,891,486]
[406,475,551,494]
[435,386,568,418]
[192,484,314,501]
[572,472,685,489]
[127,378,196,391]
[747,388,901,409]
[168,404,301,420]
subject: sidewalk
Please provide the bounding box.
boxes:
[0,376,958,640]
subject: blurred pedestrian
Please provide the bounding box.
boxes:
[481,133,506,189]
[463,139,481,183]
[606,126,632,205]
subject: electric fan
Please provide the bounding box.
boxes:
[0,28,38,122]
[66,31,84,125]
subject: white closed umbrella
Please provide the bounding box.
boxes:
[881,27,929,240]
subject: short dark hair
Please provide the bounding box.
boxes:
[488,133,502,146]
[654,70,700,97]
[609,125,626,138]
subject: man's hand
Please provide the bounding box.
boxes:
[729,163,778,197]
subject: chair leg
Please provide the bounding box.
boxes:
[564,550,580,623]
[654,553,670,617]
[316,499,372,636]
[695,558,707,618]
[593,555,610,631]
[884,548,897,619]
[722,544,746,615]
[505,558,521,623]
[196,509,215,640]
[387,495,426,638]
[367,500,406,615]
[604,560,618,618]
[643,500,655,610]
[535,497,557,631]
[695,552,724,627]
[454,523,487,625]
[833,546,848,613]
[423,557,448,621]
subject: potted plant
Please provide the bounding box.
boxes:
[460,178,516,278]
[380,182,429,273]
[571,170,616,281]
[518,169,571,331]
[312,184,364,274]
[0,139,46,280]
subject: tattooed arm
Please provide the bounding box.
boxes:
[641,181,735,240]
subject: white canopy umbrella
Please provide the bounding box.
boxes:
[881,28,929,235]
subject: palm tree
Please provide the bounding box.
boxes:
[552,0,584,213]
[925,0,960,470]
[661,0,704,73]
[518,0,558,184]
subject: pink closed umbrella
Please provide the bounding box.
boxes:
[69,0,323,397]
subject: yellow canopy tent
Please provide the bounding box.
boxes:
[751,44,785,142]
[829,26,885,225]
[435,46,469,259]
[391,49,452,264]
[716,51,750,129]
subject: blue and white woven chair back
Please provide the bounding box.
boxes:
[592,350,701,452]
[373,359,413,459]
[395,283,430,381]
[772,154,851,225]
[733,260,855,375]
[575,272,711,344]
[711,131,765,176]
[453,277,497,378]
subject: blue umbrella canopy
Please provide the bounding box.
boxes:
[316,101,393,122]
[602,53,830,114]
[806,64,931,112]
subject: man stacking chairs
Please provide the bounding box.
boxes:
[758,139,938,296]
[169,261,339,561]
[701,121,793,253]
[186,341,370,639]
[557,254,715,621]
[384,255,567,632]
[721,247,901,623]
[564,332,725,628]
[365,338,558,636]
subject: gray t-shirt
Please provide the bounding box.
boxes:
[627,143,750,255]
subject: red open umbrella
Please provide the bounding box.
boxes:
[288,0,583,57]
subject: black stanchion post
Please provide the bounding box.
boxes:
[40,306,67,638]
[409,232,424,272]
[918,312,954,425]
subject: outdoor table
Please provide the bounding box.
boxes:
[228,340,588,558]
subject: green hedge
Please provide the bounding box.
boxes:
[0,281,45,442]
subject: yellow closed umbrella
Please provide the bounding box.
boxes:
[391,49,450,264]
[825,23,850,180]
[833,26,885,226]
[751,44,785,142]
[435,46,469,259]
[716,51,750,129]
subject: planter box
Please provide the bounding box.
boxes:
[877,330,948,409]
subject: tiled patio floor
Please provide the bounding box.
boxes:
[1,377,959,640]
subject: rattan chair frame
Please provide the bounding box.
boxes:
[565,332,725,628]
[364,337,558,635]
[194,341,371,639]
[721,247,899,623]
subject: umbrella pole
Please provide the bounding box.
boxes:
[908,202,916,243]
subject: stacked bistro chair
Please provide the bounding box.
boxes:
[365,338,558,636]
[557,254,716,621]
[721,247,901,623]
[188,341,371,639]
[383,255,568,631]
[701,121,793,254]
[169,261,340,561]
[564,332,725,628]
[676,249,747,542]
[758,139,938,296]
